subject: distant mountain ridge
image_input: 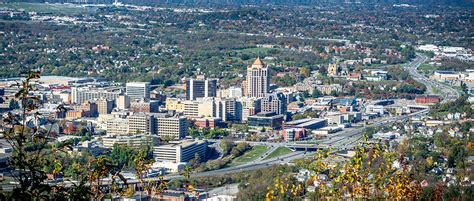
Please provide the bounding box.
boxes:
[2,0,473,6]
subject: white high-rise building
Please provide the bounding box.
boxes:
[245,58,269,98]
[126,82,150,100]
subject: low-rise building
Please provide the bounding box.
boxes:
[285,118,327,130]
[366,105,384,116]
[102,135,156,148]
[153,140,207,163]
[415,95,440,104]
[130,99,160,113]
[247,112,284,130]
[282,128,306,142]
[66,101,98,118]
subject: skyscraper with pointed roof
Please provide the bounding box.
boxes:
[245,57,269,98]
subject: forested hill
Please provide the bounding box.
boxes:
[2,0,474,6]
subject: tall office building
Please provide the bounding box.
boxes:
[155,117,187,140]
[126,82,150,100]
[128,113,155,135]
[97,98,114,115]
[261,92,287,115]
[116,95,130,110]
[106,113,155,136]
[239,97,261,122]
[186,75,217,100]
[216,98,240,122]
[245,58,269,98]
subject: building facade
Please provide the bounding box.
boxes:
[156,117,188,140]
[260,92,287,115]
[71,87,122,104]
[116,95,130,110]
[186,75,217,100]
[130,100,160,113]
[245,58,269,98]
[126,82,150,100]
[153,140,207,163]
[97,98,114,115]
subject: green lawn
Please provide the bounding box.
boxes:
[417,63,437,76]
[263,147,293,160]
[0,3,95,14]
[228,145,268,167]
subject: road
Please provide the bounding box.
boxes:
[405,54,461,103]
[5,55,456,190]
[97,54,456,184]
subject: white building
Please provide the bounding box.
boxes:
[102,135,155,148]
[153,140,207,163]
[71,86,122,104]
[126,82,150,100]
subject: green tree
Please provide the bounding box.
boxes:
[311,88,323,98]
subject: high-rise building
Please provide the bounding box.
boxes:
[216,98,240,122]
[186,75,217,100]
[245,58,269,98]
[261,92,287,115]
[97,98,114,115]
[116,95,130,110]
[126,82,150,100]
[239,97,261,122]
[128,113,155,135]
[155,117,187,140]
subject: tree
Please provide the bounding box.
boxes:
[0,72,115,199]
[311,88,322,98]
[134,149,153,200]
[220,138,235,156]
[299,67,310,78]
[190,153,201,169]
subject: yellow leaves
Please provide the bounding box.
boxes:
[53,159,62,174]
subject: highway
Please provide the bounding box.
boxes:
[405,54,461,103]
[142,109,429,183]
[4,55,457,190]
